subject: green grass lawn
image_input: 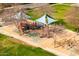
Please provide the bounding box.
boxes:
[0,34,56,56]
[52,4,72,19]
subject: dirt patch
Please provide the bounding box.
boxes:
[65,6,79,28]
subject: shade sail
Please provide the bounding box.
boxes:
[47,16,57,24]
[12,11,31,20]
[36,15,46,24]
[36,14,57,25]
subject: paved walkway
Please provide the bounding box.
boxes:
[0,25,79,56]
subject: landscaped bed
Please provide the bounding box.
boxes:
[0,34,56,56]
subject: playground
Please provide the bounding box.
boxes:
[0,22,79,55]
[0,3,79,56]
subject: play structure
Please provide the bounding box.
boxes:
[12,11,44,35]
[8,10,57,38]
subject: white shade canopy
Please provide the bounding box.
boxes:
[12,11,31,20]
[36,14,57,25]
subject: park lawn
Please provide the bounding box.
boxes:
[52,4,72,19]
[0,34,56,56]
